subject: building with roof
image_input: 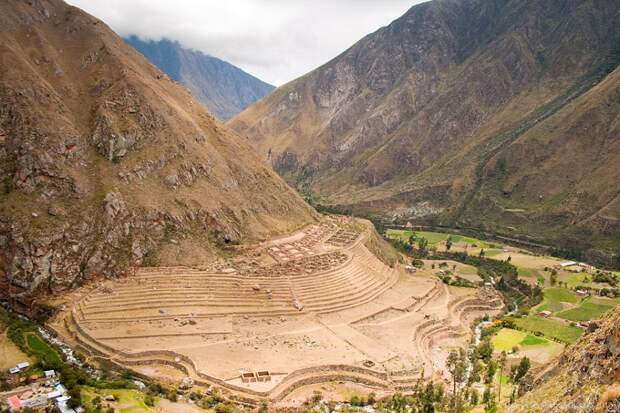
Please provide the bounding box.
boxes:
[7,395,21,412]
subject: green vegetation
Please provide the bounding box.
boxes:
[82,387,155,413]
[491,328,551,351]
[386,229,493,248]
[555,300,614,322]
[459,264,479,275]
[592,271,618,286]
[517,266,537,278]
[491,329,527,351]
[25,332,63,367]
[508,316,583,344]
[0,308,63,370]
[543,288,578,304]
[519,335,547,346]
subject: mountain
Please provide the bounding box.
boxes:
[230,0,620,265]
[509,304,620,412]
[0,0,316,307]
[124,35,274,121]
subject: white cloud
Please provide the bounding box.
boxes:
[65,0,425,85]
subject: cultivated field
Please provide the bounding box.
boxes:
[0,331,31,371]
[491,328,564,366]
[51,218,504,404]
[386,229,620,349]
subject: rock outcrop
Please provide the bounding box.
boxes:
[0,0,317,309]
[230,0,620,263]
[509,305,620,412]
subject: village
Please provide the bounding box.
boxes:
[0,363,76,413]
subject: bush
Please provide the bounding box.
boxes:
[144,395,155,407]
[214,402,235,413]
[350,395,362,406]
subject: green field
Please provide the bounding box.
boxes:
[459,264,479,275]
[509,316,583,344]
[520,335,547,345]
[517,266,537,278]
[386,229,494,248]
[25,332,63,367]
[82,387,155,413]
[556,300,614,321]
[491,328,551,351]
[590,296,620,306]
[543,288,578,303]
[534,287,580,314]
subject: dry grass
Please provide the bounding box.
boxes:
[0,330,31,370]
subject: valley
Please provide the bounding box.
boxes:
[1,0,619,411]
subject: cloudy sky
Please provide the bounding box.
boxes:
[65,0,426,86]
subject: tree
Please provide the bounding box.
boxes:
[447,349,467,412]
[485,360,497,384]
[409,234,417,246]
[470,389,479,406]
[550,271,558,286]
[468,360,484,385]
[447,351,459,398]
[507,256,512,263]
[483,386,497,413]
[477,339,494,363]
[497,351,507,405]
[417,237,429,252]
[67,387,81,408]
[446,237,453,251]
[479,249,486,258]
[513,357,530,383]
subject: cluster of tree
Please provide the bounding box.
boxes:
[436,273,477,288]
[445,335,531,412]
[592,271,619,286]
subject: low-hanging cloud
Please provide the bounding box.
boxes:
[65,0,425,85]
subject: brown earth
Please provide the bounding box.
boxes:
[230,0,620,265]
[49,217,504,405]
[0,0,317,307]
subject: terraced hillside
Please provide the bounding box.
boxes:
[50,217,504,404]
[0,0,316,307]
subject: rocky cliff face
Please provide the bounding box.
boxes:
[510,305,620,412]
[0,0,317,308]
[230,0,620,264]
[124,36,274,121]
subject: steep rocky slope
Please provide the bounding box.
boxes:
[509,305,620,412]
[0,0,316,308]
[230,0,620,264]
[124,36,274,121]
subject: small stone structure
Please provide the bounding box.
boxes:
[256,371,271,382]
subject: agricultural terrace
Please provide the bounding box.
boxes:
[50,217,504,404]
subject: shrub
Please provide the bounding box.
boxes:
[144,395,155,407]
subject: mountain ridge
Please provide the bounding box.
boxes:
[230,0,620,265]
[124,35,274,121]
